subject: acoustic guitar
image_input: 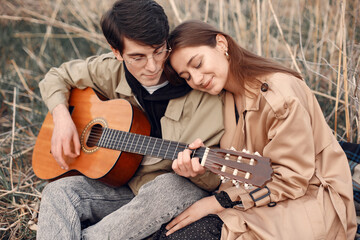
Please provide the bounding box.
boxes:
[32,88,273,187]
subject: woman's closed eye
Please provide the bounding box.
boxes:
[194,59,202,69]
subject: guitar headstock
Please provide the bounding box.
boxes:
[201,148,273,188]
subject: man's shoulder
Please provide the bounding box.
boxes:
[87,52,118,65]
[97,52,117,61]
[86,52,124,77]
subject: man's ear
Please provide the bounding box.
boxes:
[110,46,123,61]
[215,34,228,52]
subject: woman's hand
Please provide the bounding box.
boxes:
[172,138,206,177]
[165,195,225,236]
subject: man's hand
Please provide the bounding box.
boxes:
[172,138,206,177]
[165,195,225,236]
[51,104,80,170]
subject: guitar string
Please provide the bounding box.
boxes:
[86,127,266,184]
[88,128,194,158]
[87,127,259,169]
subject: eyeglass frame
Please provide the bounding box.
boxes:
[122,42,172,67]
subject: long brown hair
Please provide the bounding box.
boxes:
[166,20,302,93]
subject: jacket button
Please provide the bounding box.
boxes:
[261,83,269,92]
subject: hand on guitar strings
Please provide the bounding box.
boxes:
[51,104,81,170]
[172,138,206,177]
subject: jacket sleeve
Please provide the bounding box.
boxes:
[224,95,317,210]
[180,92,225,192]
[39,52,121,113]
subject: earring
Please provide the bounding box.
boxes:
[225,51,229,59]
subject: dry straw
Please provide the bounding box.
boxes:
[0,0,358,238]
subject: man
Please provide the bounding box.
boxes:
[36,0,224,239]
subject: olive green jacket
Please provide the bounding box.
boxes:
[39,52,224,194]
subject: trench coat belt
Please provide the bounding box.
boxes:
[315,171,347,236]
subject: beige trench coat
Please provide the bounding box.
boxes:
[218,73,357,239]
[39,52,224,194]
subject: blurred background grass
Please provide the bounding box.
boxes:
[0,0,359,239]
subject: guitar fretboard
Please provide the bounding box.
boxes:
[96,127,206,161]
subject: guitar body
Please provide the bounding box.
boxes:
[32,88,151,187]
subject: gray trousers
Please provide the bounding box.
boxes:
[36,173,209,240]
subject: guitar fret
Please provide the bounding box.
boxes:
[134,134,141,154]
[144,136,151,156]
[139,135,146,155]
[110,129,116,149]
[117,130,124,150]
[150,138,157,156]
[164,140,171,159]
[172,142,180,160]
[127,133,133,152]
[122,131,129,152]
[157,140,164,157]
[128,133,135,152]
[109,129,116,149]
[114,130,121,150]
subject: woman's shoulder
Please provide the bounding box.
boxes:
[262,72,311,99]
[265,72,305,90]
[259,72,312,119]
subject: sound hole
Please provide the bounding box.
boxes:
[86,124,104,147]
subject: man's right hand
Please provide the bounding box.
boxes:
[51,104,81,170]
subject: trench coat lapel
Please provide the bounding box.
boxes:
[220,91,245,151]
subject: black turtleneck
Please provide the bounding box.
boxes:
[124,63,192,138]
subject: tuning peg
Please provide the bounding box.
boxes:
[244,183,255,190]
[221,176,229,183]
[232,180,240,188]
[254,151,261,156]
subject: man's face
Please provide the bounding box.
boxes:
[119,37,166,87]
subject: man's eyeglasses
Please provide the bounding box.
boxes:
[124,46,172,68]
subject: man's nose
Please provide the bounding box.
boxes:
[144,57,157,72]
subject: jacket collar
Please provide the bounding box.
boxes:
[115,63,132,97]
[164,94,187,121]
[114,62,187,122]
[238,83,262,114]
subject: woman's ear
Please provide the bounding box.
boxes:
[215,34,228,52]
[110,46,123,61]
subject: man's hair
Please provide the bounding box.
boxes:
[101,0,169,54]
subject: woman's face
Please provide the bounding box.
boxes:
[169,37,230,95]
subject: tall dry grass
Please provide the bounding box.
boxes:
[0,0,359,239]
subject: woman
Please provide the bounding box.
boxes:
[154,20,357,240]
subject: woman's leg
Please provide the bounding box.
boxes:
[153,214,223,240]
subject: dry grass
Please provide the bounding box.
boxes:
[0,0,359,239]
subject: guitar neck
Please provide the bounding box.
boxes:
[97,127,206,161]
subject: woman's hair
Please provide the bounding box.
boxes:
[166,20,302,93]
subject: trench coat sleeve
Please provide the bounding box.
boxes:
[39,52,122,112]
[224,94,316,210]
